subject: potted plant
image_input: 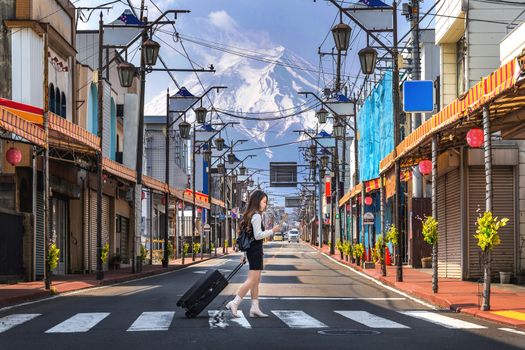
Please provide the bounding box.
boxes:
[224,239,229,254]
[475,211,509,310]
[354,243,364,266]
[373,234,387,276]
[193,242,201,261]
[182,243,189,265]
[336,240,344,260]
[101,243,110,269]
[167,241,174,261]
[45,243,60,289]
[343,241,352,262]
[110,253,122,270]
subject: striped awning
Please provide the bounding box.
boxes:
[102,158,136,183]
[380,57,523,173]
[48,112,100,152]
[0,98,44,125]
[0,107,46,147]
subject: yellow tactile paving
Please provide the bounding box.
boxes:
[491,311,525,322]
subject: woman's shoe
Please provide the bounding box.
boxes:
[249,299,269,318]
[226,295,242,318]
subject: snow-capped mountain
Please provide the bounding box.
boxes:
[145,46,328,180]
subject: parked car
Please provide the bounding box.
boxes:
[273,232,284,241]
[287,229,299,243]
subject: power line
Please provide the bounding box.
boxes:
[235,139,309,152]
[215,103,320,121]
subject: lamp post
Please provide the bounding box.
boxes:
[327,0,403,281]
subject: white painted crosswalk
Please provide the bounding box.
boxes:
[0,309,511,334]
[45,313,110,333]
[335,311,410,329]
[127,312,175,332]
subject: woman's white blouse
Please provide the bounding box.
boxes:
[251,213,274,240]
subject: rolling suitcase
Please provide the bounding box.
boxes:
[177,262,245,318]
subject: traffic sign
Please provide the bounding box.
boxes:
[403,80,434,113]
[203,224,211,232]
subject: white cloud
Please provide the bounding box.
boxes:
[208,10,238,32]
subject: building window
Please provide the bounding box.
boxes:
[55,87,61,115]
[49,84,55,113]
[60,92,66,118]
[456,37,466,97]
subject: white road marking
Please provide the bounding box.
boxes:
[127,312,175,332]
[499,328,525,336]
[193,270,208,274]
[335,310,410,328]
[208,310,251,329]
[45,313,110,333]
[272,310,328,329]
[254,297,406,301]
[307,244,438,310]
[0,314,40,333]
[399,311,487,329]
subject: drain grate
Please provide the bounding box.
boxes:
[317,329,381,336]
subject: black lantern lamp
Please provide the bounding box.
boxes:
[331,22,352,52]
[320,154,329,169]
[117,61,136,88]
[203,149,212,163]
[320,168,326,178]
[215,137,225,151]
[179,120,191,140]
[142,39,161,66]
[227,152,236,164]
[309,159,317,169]
[309,144,316,157]
[316,107,328,124]
[217,163,225,174]
[194,106,208,124]
[239,165,246,176]
[333,121,345,139]
[358,46,378,75]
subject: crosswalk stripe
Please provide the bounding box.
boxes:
[335,311,410,328]
[272,310,327,329]
[399,311,487,329]
[0,314,40,333]
[499,328,525,336]
[45,313,110,333]
[127,312,175,332]
[208,310,251,329]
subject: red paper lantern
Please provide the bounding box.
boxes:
[364,196,373,206]
[6,147,22,166]
[466,128,484,148]
[346,203,351,211]
[197,207,202,214]
[418,159,432,176]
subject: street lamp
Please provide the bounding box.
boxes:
[309,144,317,157]
[227,152,236,164]
[217,163,225,174]
[117,61,136,88]
[142,38,161,66]
[203,148,212,163]
[316,107,328,124]
[179,120,191,139]
[320,154,329,168]
[333,121,345,139]
[310,159,317,169]
[358,46,378,75]
[239,165,246,176]
[331,22,352,51]
[215,137,225,151]
[194,106,208,124]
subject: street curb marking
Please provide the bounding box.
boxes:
[499,327,525,336]
[305,244,438,310]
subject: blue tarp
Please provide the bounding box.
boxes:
[358,71,394,182]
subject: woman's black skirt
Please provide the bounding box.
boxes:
[246,239,263,270]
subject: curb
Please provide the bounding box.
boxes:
[308,244,525,331]
[0,255,224,310]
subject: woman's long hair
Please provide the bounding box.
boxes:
[239,189,268,232]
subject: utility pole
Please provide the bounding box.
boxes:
[96,14,104,280]
[408,0,422,198]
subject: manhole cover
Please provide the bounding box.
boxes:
[317,329,381,336]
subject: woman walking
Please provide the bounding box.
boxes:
[226,190,281,318]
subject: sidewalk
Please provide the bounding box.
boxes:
[313,244,525,330]
[0,252,229,309]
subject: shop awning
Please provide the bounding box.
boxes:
[380,57,524,173]
[0,107,46,147]
[102,158,136,183]
[48,112,100,152]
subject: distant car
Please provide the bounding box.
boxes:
[288,229,299,243]
[273,232,284,241]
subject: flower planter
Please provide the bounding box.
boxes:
[421,257,432,268]
[499,271,512,284]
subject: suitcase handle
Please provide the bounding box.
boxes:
[225,261,245,282]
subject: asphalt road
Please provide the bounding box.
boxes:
[1,242,524,350]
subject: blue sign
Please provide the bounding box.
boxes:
[219,213,226,221]
[403,80,434,113]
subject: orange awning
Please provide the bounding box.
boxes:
[48,112,100,152]
[0,98,44,125]
[102,158,136,183]
[0,107,46,147]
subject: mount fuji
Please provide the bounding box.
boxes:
[145,46,330,187]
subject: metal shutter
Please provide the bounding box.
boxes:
[35,190,45,278]
[467,166,515,279]
[120,216,129,262]
[437,168,462,278]
[102,194,110,247]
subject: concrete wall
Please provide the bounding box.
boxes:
[500,21,525,65]
[440,43,457,109]
[0,1,15,100]
[435,0,465,44]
